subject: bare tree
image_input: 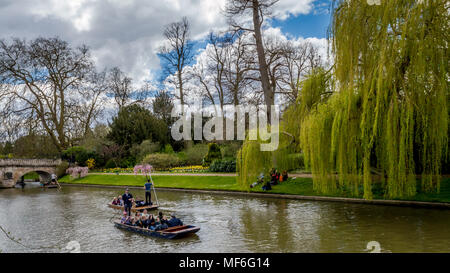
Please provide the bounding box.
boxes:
[108,67,132,109]
[225,0,279,121]
[0,37,106,152]
[152,89,174,127]
[158,17,194,110]
[277,41,323,103]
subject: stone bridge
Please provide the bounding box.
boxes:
[0,159,61,188]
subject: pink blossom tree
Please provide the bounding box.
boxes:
[66,167,89,179]
[134,164,153,182]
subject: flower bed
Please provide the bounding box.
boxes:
[169,165,209,173]
[95,165,209,173]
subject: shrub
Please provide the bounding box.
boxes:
[181,144,208,166]
[209,159,236,173]
[56,161,69,178]
[86,158,95,169]
[162,144,175,154]
[130,140,160,163]
[220,142,241,158]
[203,143,222,166]
[142,153,180,170]
[62,146,96,166]
[104,158,117,169]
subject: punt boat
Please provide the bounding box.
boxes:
[108,203,158,212]
[113,221,200,239]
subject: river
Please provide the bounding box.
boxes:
[1,184,449,253]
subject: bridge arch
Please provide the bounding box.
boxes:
[0,159,61,188]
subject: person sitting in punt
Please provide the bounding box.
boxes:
[122,215,132,226]
[148,214,157,230]
[120,211,128,223]
[118,196,124,206]
[141,215,148,228]
[168,213,183,227]
[141,209,149,218]
[134,215,143,228]
[158,212,169,225]
[154,212,168,230]
[112,197,120,205]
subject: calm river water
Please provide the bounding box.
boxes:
[1,183,449,253]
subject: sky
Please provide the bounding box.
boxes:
[0,0,332,88]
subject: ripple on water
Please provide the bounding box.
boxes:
[1,186,450,253]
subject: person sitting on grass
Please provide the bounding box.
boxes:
[282,170,288,182]
[270,170,278,185]
[168,213,183,227]
[262,179,272,191]
[250,173,265,188]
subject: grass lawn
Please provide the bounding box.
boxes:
[59,174,450,203]
[23,172,40,180]
[60,174,242,191]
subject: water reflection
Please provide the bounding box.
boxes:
[0,185,449,253]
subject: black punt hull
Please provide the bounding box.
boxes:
[114,221,200,239]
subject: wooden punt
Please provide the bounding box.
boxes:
[41,183,59,189]
[113,221,200,239]
[108,203,158,212]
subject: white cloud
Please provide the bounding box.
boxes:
[0,0,323,86]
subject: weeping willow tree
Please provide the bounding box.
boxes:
[300,0,449,199]
[237,69,332,189]
[236,138,272,189]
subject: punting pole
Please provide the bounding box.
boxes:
[149,171,159,207]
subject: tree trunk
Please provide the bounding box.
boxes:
[252,0,274,123]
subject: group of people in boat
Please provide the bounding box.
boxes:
[112,187,184,230]
[250,168,289,191]
[111,187,151,215]
[120,210,183,230]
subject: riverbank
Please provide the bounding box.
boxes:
[59,174,450,206]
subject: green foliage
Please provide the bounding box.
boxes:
[142,153,180,170]
[297,0,449,199]
[209,159,236,173]
[162,144,175,154]
[130,139,160,163]
[11,134,59,158]
[220,142,242,158]
[1,141,13,155]
[178,144,208,166]
[104,158,117,169]
[62,146,92,166]
[203,143,222,166]
[108,104,168,148]
[56,161,69,178]
[236,139,272,189]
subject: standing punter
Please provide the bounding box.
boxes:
[144,179,153,205]
[122,188,134,216]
